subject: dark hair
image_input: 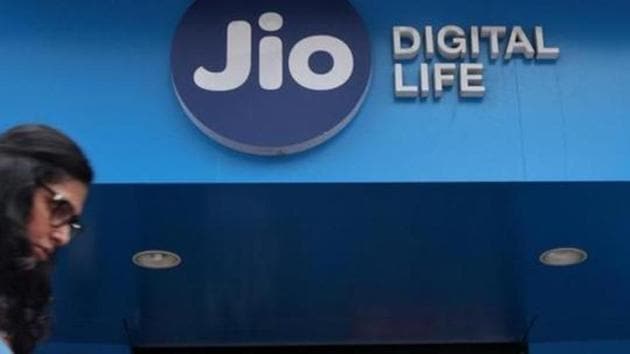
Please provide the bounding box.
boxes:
[0,124,93,354]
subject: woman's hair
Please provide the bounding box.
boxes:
[0,124,93,354]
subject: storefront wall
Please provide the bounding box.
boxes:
[2,0,629,353]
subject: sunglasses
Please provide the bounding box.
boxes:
[39,184,84,237]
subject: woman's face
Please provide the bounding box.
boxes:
[26,178,88,261]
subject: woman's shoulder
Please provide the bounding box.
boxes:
[0,340,12,354]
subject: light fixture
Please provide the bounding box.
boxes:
[133,250,181,269]
[539,247,588,267]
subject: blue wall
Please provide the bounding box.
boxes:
[37,342,130,354]
[1,0,629,183]
[33,340,630,353]
[531,341,630,354]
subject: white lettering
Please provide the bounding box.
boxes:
[394,63,418,98]
[195,13,354,92]
[390,24,560,99]
[259,13,284,90]
[470,26,480,60]
[194,21,252,91]
[289,35,354,91]
[460,63,485,98]
[434,63,457,98]
[424,26,435,60]
[535,26,560,60]
[420,63,430,98]
[437,25,467,60]
[393,26,421,60]
[505,26,535,60]
[480,26,507,60]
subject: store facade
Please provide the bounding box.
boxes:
[2,0,630,353]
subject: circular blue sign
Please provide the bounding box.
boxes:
[171,0,371,155]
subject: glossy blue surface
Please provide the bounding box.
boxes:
[49,182,630,346]
[0,0,629,182]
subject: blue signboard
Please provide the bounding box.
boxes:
[2,0,630,183]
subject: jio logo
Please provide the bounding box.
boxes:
[195,12,355,92]
[171,0,371,156]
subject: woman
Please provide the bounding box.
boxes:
[0,125,93,354]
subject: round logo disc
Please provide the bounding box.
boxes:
[171,0,371,155]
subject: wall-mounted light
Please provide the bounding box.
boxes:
[133,250,182,269]
[539,247,588,267]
